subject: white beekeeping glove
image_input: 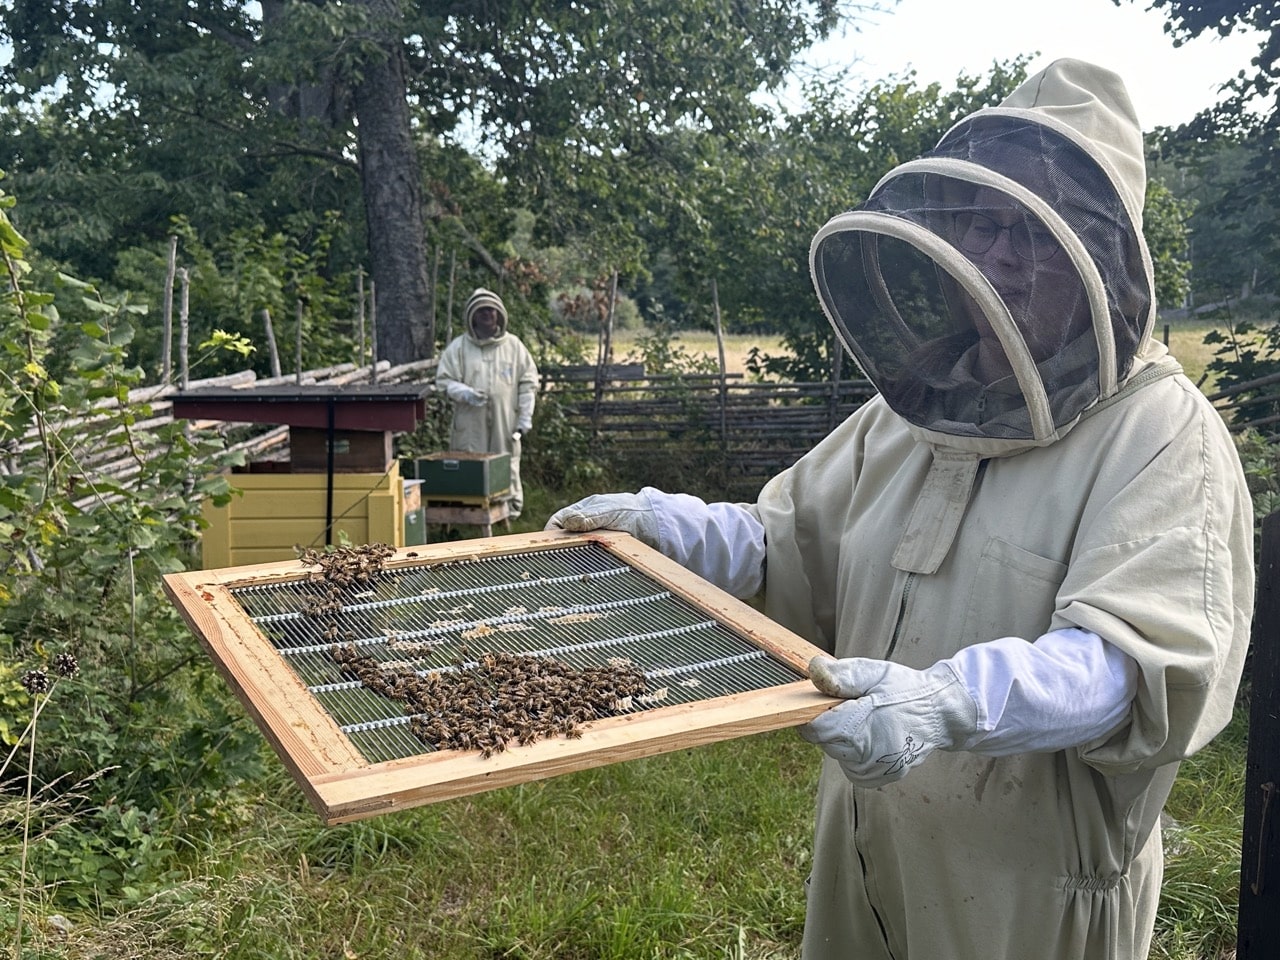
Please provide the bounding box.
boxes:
[546,487,766,598]
[445,381,488,407]
[545,492,661,549]
[799,655,981,788]
[798,630,1139,788]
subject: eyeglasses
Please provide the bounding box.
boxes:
[953,211,1061,263]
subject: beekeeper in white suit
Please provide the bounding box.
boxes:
[548,59,1254,959]
[436,288,538,519]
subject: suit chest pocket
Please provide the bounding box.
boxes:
[958,537,1068,645]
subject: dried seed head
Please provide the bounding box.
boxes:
[21,668,50,695]
[53,653,79,678]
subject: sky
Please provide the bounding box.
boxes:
[794,0,1264,131]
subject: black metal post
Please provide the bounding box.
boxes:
[1239,511,1280,957]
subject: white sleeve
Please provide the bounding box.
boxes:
[945,627,1138,756]
[516,386,535,428]
[640,487,766,599]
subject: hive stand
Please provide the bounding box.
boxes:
[421,496,511,537]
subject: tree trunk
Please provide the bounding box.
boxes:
[351,0,430,365]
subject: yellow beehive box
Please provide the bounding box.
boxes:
[200,462,405,569]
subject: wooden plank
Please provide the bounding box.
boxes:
[226,518,370,547]
[421,493,511,507]
[200,495,234,569]
[214,546,324,567]
[221,491,376,521]
[161,570,366,811]
[421,503,509,526]
[224,470,400,492]
[365,485,402,546]
[311,683,832,824]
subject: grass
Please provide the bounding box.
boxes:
[611,330,787,378]
[9,673,1247,960]
[1160,320,1222,389]
[1151,708,1248,960]
[12,731,819,959]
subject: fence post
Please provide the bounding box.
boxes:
[178,267,190,390]
[444,249,456,346]
[427,244,440,359]
[369,279,379,384]
[262,308,282,378]
[592,271,618,435]
[295,298,304,385]
[1240,511,1280,956]
[356,267,366,368]
[711,279,728,452]
[162,235,177,383]
[828,330,844,432]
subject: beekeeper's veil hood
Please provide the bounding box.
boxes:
[464,287,509,343]
[810,58,1156,455]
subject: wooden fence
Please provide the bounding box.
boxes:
[540,366,877,499]
[46,344,1280,518]
[56,356,1280,511]
[1206,371,1280,437]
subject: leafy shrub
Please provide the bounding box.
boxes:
[0,174,270,916]
[1202,318,1280,428]
[1236,429,1280,526]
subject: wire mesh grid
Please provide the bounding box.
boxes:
[229,541,806,764]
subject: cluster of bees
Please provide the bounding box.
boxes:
[295,542,396,618]
[330,645,649,758]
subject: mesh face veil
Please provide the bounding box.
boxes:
[810,110,1152,444]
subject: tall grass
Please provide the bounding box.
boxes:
[1151,708,1248,960]
[10,712,1247,959]
[29,732,819,959]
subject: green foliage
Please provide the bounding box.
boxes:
[1149,135,1278,310]
[551,282,645,335]
[104,215,362,383]
[1139,2,1280,313]
[1234,429,1280,538]
[0,177,268,918]
[707,61,1032,380]
[0,0,850,368]
[1135,0,1279,152]
[1143,178,1194,312]
[1201,318,1280,428]
[0,660,29,747]
[621,321,720,378]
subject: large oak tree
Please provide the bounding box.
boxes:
[0,0,847,364]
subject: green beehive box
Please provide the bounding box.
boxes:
[405,451,511,500]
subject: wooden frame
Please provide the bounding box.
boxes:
[163,530,837,824]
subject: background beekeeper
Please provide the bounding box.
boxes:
[546,59,1254,960]
[436,288,539,519]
